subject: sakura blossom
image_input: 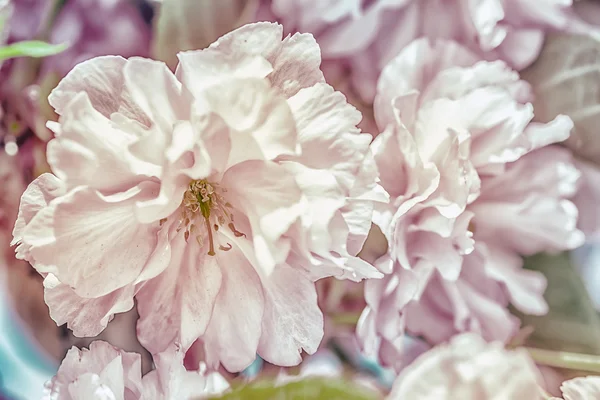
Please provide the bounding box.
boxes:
[553,376,600,400]
[140,347,229,400]
[387,333,544,399]
[44,341,228,400]
[386,334,600,400]
[12,21,387,373]
[261,0,596,106]
[358,37,584,371]
[43,341,144,400]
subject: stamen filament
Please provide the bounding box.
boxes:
[205,216,216,256]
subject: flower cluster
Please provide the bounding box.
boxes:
[3,0,600,399]
[357,37,584,371]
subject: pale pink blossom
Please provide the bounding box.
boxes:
[13,22,387,372]
[45,341,228,400]
[141,348,229,400]
[387,334,543,400]
[553,376,600,400]
[263,0,594,105]
[44,341,144,400]
[358,38,583,370]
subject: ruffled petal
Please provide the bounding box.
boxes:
[44,274,135,338]
[202,244,265,372]
[388,334,541,399]
[48,56,151,126]
[136,234,222,355]
[560,376,600,400]
[222,160,304,275]
[257,264,323,366]
[47,341,143,400]
[12,173,66,260]
[375,38,478,130]
[46,93,145,192]
[471,147,584,255]
[23,184,161,297]
[203,78,298,163]
[141,348,228,400]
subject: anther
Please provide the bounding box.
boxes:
[219,243,232,251]
[228,223,246,238]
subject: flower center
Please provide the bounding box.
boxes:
[167,179,246,256]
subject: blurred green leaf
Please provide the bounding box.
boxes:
[514,252,600,355]
[0,40,68,62]
[210,378,381,400]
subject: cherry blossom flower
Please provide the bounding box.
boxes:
[261,0,595,106]
[387,334,544,399]
[44,341,228,400]
[43,341,144,400]
[13,22,387,372]
[357,38,584,371]
[553,376,600,400]
[141,348,229,400]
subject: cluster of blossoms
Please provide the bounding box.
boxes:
[358,37,584,370]
[4,0,600,399]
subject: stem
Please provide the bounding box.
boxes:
[526,347,600,373]
[330,312,361,326]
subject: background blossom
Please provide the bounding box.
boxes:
[387,333,543,399]
[260,0,595,109]
[358,37,583,371]
[45,341,228,400]
[44,341,144,400]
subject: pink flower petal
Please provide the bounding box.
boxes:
[46,341,143,400]
[12,173,66,261]
[202,78,299,163]
[46,93,145,192]
[257,264,323,366]
[201,244,264,372]
[44,274,135,337]
[560,376,600,400]
[136,234,222,355]
[388,334,542,399]
[48,56,151,126]
[23,185,161,297]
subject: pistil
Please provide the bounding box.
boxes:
[177,179,246,256]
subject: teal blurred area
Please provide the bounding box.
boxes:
[0,286,56,400]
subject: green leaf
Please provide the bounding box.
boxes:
[210,378,381,400]
[514,252,600,355]
[0,40,68,62]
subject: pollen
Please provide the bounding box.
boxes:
[177,179,245,256]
